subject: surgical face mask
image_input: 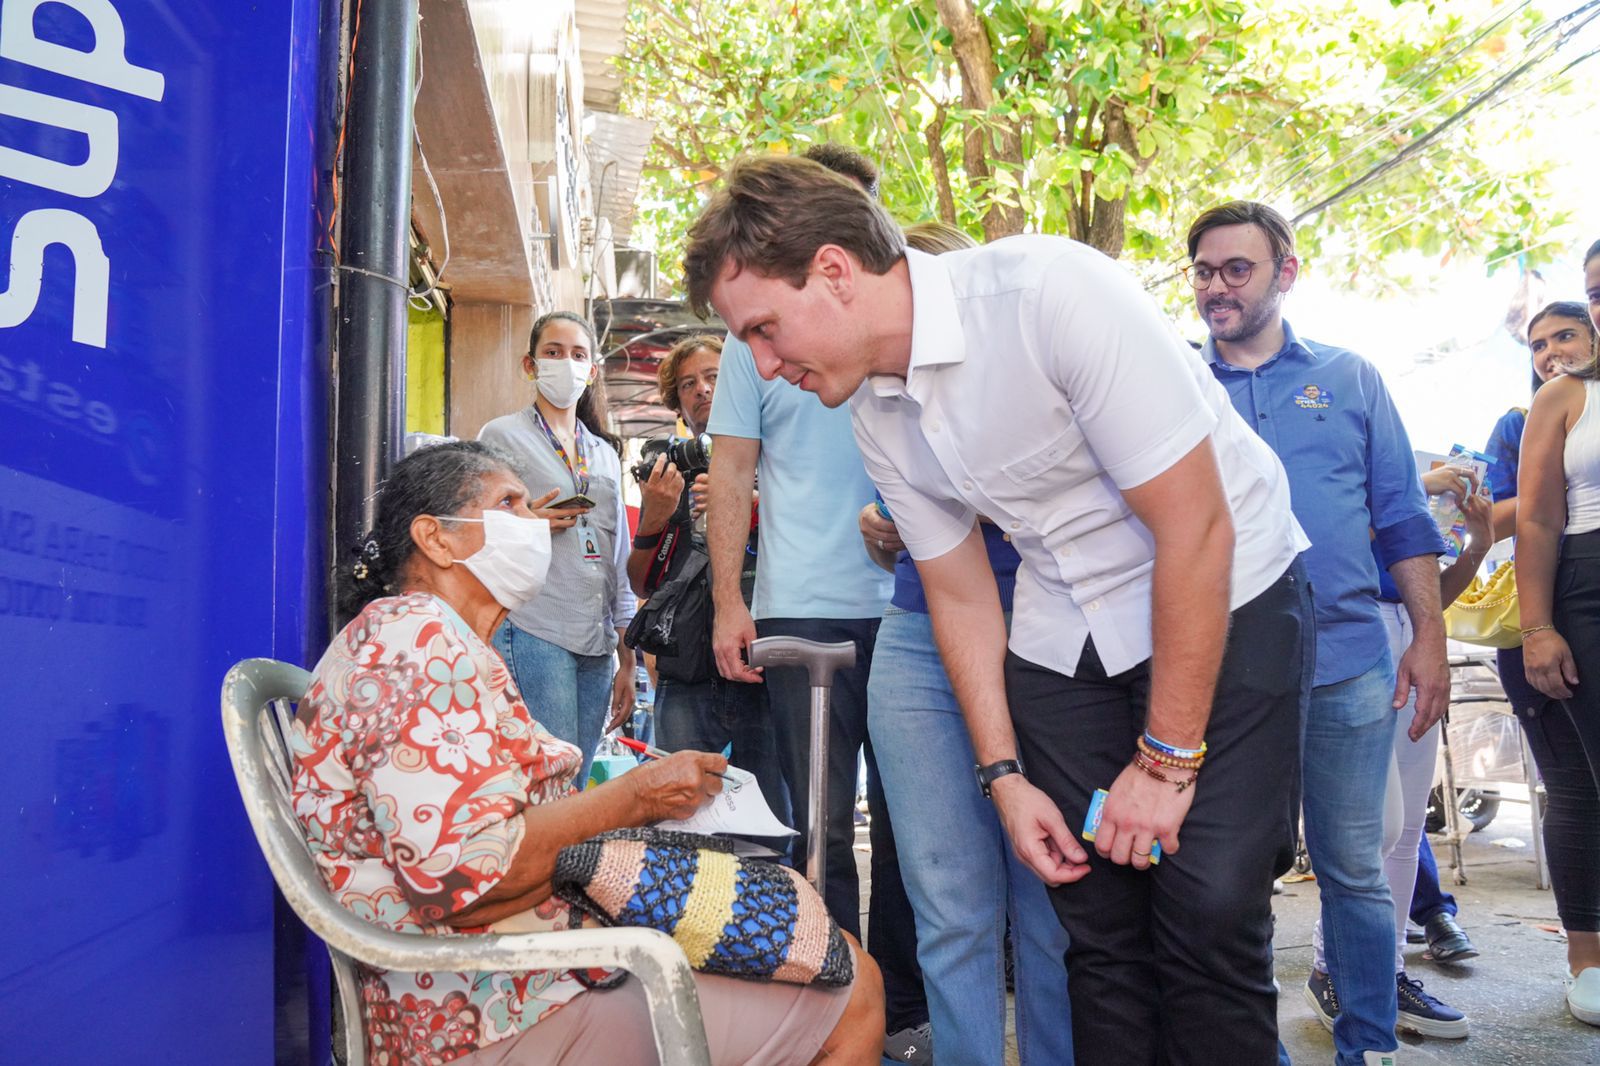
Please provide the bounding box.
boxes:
[437,509,552,611]
[534,357,591,409]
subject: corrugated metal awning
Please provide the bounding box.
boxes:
[585,110,655,247]
[574,0,628,111]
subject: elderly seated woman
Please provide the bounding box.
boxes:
[291,441,882,1065]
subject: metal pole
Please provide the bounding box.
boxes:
[807,686,830,893]
[332,0,415,622]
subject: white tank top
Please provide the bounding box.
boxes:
[1565,378,1600,535]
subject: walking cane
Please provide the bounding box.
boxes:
[747,636,856,896]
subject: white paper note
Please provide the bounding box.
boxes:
[655,766,798,838]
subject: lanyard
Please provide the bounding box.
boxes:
[529,407,590,496]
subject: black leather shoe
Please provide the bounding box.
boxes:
[1423,912,1479,963]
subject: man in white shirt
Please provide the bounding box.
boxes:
[683,155,1313,1063]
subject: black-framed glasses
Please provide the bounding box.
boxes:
[1182,256,1284,289]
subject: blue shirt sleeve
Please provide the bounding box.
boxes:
[1363,361,1446,565]
[1484,407,1526,502]
[705,335,763,440]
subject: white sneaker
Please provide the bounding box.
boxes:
[1567,966,1600,1026]
[1361,1053,1397,1066]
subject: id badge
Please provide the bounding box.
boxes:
[578,515,603,562]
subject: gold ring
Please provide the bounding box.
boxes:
[1132,849,1151,858]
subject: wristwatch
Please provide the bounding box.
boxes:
[974,757,1026,798]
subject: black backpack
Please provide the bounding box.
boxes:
[624,543,715,684]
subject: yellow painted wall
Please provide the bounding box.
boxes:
[407,304,447,435]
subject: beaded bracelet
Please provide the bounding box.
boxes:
[1136,736,1205,771]
[1134,751,1199,793]
[1143,731,1206,760]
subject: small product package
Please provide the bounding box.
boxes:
[1082,788,1162,865]
[1427,444,1494,559]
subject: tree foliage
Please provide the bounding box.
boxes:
[620,0,1589,299]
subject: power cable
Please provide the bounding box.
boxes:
[1175,0,1538,206]
[1290,2,1600,226]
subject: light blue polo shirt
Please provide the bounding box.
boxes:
[706,336,893,620]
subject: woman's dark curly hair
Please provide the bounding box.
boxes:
[338,441,518,617]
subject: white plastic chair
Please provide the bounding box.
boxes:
[220,658,712,1066]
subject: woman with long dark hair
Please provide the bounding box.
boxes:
[1516,262,1600,1026]
[478,311,636,785]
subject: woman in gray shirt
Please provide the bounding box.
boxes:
[478,311,637,784]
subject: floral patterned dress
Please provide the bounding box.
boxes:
[292,592,598,1064]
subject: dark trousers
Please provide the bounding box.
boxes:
[1006,561,1311,1066]
[757,615,927,1031]
[1513,530,1600,933]
[1409,834,1458,924]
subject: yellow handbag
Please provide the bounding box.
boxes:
[1444,559,1521,649]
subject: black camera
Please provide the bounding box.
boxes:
[631,433,713,483]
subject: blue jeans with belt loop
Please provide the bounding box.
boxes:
[869,606,1073,1065]
[493,623,613,787]
[1301,651,1401,1064]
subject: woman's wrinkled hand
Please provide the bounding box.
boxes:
[628,750,728,821]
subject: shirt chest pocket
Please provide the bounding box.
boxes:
[1001,419,1089,485]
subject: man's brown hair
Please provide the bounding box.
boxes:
[683,155,906,319]
[801,143,879,198]
[1186,200,1297,263]
[656,332,724,414]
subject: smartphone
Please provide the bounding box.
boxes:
[550,493,596,510]
[1082,788,1162,864]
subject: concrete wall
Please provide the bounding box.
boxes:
[449,301,535,439]
[413,0,595,438]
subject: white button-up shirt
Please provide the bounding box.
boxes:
[850,237,1309,677]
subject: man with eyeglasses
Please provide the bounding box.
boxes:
[1188,201,1450,1066]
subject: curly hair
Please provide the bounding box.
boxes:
[656,333,724,416]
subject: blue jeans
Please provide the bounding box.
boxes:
[1302,653,1400,1064]
[1409,835,1457,923]
[757,615,927,1034]
[494,622,612,786]
[869,607,1073,1065]
[654,674,793,861]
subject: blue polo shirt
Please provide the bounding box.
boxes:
[1206,321,1443,687]
[706,336,893,620]
[891,522,1021,614]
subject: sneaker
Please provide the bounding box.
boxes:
[1422,912,1479,964]
[1568,966,1600,1026]
[1303,969,1340,1033]
[884,1022,933,1064]
[1396,971,1469,1038]
[1362,1054,1397,1066]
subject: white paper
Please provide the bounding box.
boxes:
[655,766,798,838]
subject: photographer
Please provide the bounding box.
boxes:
[627,334,791,847]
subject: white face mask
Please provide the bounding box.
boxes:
[438,509,552,611]
[534,357,591,409]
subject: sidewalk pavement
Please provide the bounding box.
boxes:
[859,790,1600,1064]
